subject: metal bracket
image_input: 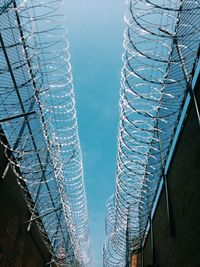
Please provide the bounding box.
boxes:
[25,207,61,226]
[0,111,36,123]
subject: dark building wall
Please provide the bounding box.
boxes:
[0,142,55,267]
[143,82,200,267]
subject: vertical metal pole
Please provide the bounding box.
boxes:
[126,226,130,266]
[176,41,200,126]
[1,162,9,179]
[150,219,155,266]
[141,246,144,267]
[126,209,130,267]
[163,173,174,237]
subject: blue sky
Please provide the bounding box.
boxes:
[63,1,126,266]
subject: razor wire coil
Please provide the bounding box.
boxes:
[103,0,200,266]
[0,0,91,266]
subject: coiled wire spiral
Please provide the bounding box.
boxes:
[103,0,200,266]
[0,0,91,266]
